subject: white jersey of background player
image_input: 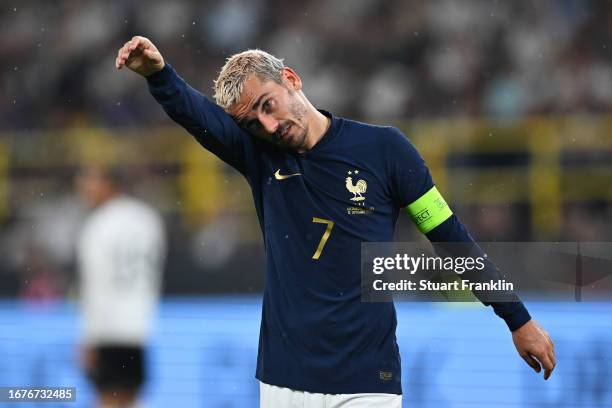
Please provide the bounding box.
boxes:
[77,165,166,408]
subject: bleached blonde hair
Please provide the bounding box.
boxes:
[213,49,285,112]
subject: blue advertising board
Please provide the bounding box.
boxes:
[0,299,609,407]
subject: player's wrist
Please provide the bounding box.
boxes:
[145,62,172,85]
[505,302,531,332]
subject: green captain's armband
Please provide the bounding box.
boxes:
[406,186,453,233]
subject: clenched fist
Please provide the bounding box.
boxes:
[115,36,164,77]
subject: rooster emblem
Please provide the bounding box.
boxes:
[345,170,367,202]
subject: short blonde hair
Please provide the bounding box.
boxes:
[213,49,285,111]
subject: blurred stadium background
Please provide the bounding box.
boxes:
[0,0,611,407]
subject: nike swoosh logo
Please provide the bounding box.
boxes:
[274,169,302,180]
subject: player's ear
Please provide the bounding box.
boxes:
[281,67,302,91]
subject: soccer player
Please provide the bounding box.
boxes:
[77,165,166,408]
[116,36,555,407]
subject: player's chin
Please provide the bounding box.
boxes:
[289,131,307,149]
[277,132,299,149]
[286,137,307,151]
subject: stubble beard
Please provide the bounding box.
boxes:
[286,96,309,150]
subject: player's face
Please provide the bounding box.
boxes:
[75,167,114,208]
[230,69,309,151]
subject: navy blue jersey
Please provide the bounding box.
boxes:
[147,64,530,394]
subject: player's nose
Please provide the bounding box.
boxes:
[257,113,279,135]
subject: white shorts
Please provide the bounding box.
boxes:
[260,382,402,408]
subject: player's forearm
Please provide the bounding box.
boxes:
[146,63,250,174]
[394,136,531,331]
[426,215,531,331]
[146,63,232,138]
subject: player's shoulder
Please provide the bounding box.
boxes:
[341,117,393,133]
[98,196,163,228]
[340,117,416,152]
[341,117,409,141]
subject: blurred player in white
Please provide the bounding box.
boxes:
[76,165,166,408]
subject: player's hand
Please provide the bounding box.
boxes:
[78,345,96,372]
[115,36,164,76]
[512,319,556,380]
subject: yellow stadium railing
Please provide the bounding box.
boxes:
[1,116,610,240]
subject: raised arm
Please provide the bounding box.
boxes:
[116,36,256,178]
[116,35,165,75]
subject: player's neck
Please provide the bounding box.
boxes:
[302,105,331,152]
[92,189,121,208]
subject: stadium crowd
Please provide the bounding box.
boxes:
[1,0,612,129]
[0,0,611,299]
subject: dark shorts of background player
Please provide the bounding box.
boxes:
[86,345,145,392]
